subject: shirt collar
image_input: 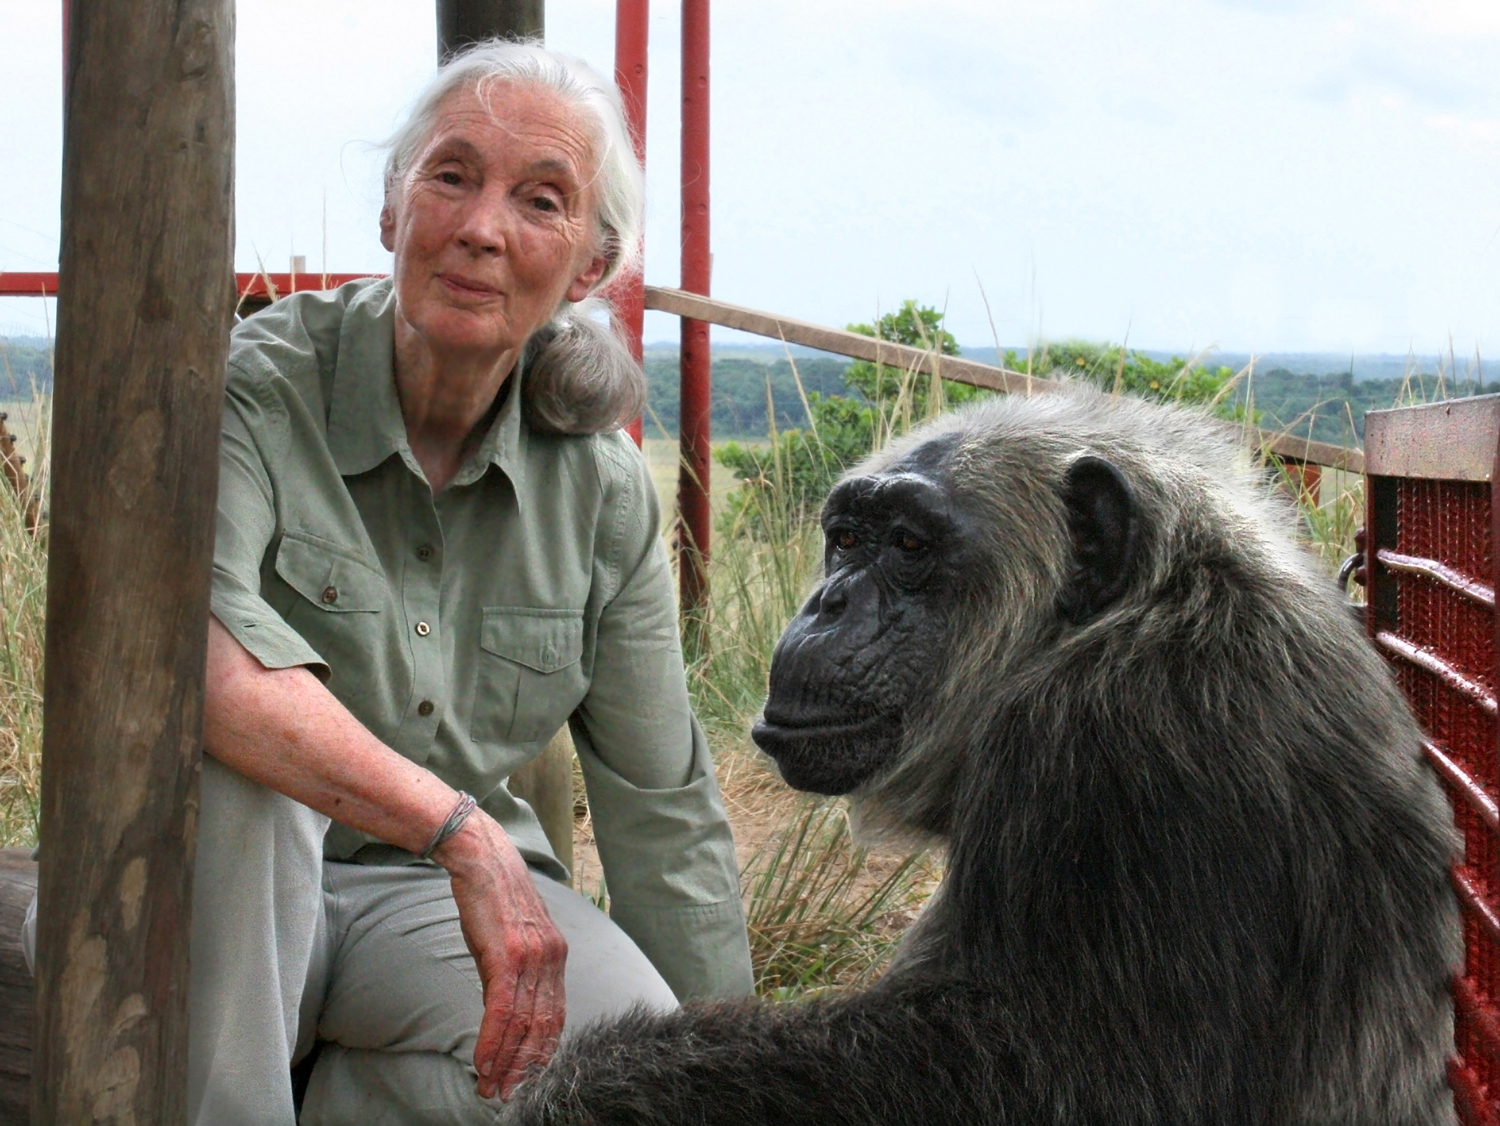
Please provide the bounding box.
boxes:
[325,277,530,499]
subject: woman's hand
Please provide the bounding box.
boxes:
[204,617,569,1098]
[434,811,569,1100]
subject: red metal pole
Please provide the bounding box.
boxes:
[614,0,649,448]
[679,0,710,621]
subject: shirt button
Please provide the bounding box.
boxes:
[415,621,431,637]
[417,700,435,717]
[416,544,433,562]
[321,586,338,604]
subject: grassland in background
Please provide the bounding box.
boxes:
[0,392,46,849]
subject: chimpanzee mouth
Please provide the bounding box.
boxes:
[750,711,902,796]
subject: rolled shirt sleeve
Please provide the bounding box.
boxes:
[573,435,753,1002]
[210,368,330,679]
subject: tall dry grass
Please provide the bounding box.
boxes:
[0,391,48,848]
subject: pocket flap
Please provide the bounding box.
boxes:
[275,532,386,612]
[481,607,584,673]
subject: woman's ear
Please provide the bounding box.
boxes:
[379,201,397,253]
[564,252,611,304]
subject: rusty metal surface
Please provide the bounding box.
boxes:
[1426,740,1500,833]
[1377,631,1498,714]
[1366,396,1500,481]
[1368,447,1500,1120]
[1381,551,1496,609]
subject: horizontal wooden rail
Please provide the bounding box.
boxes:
[644,286,1365,473]
[646,285,1063,396]
[2,271,1365,471]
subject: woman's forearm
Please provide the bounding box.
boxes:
[203,614,569,1096]
[203,614,458,855]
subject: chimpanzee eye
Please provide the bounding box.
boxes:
[896,533,923,553]
[836,530,859,551]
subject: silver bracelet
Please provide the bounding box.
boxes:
[420,791,478,860]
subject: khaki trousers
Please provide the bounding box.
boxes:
[24,755,679,1126]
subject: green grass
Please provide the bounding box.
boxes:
[743,799,934,996]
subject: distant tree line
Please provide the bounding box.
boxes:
[642,352,849,438]
[1238,368,1484,446]
[0,340,52,396]
[1,332,1484,448]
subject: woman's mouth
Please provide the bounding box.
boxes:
[438,274,500,298]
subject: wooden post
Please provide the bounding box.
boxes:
[0,849,37,1122]
[437,0,544,60]
[34,1,234,1122]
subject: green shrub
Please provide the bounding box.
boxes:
[716,301,987,536]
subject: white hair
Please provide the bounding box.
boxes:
[383,37,644,282]
[383,38,647,436]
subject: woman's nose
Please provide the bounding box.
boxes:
[453,193,513,255]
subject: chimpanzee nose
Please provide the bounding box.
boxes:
[817,577,848,620]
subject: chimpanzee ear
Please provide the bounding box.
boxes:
[1058,455,1139,625]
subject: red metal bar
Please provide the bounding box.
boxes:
[0,272,58,298]
[1454,866,1500,948]
[1375,631,1499,716]
[614,0,649,448]
[0,272,377,300]
[1424,739,1500,834]
[678,0,711,618]
[1380,549,1497,610]
[234,273,377,300]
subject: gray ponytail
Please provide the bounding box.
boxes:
[521,299,647,436]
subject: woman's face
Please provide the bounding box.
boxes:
[381,82,609,362]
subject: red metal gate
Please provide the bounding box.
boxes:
[1365,396,1500,1125]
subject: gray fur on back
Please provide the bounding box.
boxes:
[505,387,1462,1126]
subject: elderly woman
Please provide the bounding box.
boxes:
[191,40,750,1126]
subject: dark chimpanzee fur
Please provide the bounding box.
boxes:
[504,387,1461,1125]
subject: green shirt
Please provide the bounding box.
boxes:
[211,277,752,1001]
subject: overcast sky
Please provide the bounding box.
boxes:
[4,0,1500,356]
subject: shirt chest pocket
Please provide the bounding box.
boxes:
[472,607,588,747]
[273,533,388,706]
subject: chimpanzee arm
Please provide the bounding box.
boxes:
[501,981,1031,1126]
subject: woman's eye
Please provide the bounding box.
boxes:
[438,171,463,186]
[531,195,559,213]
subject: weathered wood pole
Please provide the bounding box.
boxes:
[34,1,234,1122]
[437,0,544,59]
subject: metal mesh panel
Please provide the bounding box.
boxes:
[1378,477,1500,1122]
